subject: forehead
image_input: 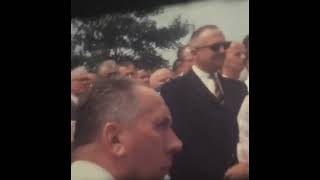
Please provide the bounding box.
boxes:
[199,29,225,46]
[229,43,246,53]
[153,70,172,80]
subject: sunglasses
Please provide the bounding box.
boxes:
[197,41,231,52]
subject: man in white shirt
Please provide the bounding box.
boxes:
[224,34,249,180]
[222,42,247,81]
[72,78,182,180]
[161,25,248,180]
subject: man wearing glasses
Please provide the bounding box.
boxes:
[161,25,248,180]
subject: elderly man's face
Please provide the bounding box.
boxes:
[225,43,247,72]
[119,65,136,78]
[194,29,229,73]
[71,74,92,96]
[121,87,182,179]
[98,66,119,79]
[150,69,173,90]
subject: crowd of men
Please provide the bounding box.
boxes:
[71,25,249,180]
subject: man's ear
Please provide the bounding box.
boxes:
[101,122,126,157]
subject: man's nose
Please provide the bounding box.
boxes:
[168,130,183,154]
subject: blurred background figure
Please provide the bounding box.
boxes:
[243,34,249,88]
[118,61,136,79]
[71,66,93,149]
[149,68,173,91]
[222,42,247,81]
[175,45,195,76]
[136,69,150,86]
[97,59,119,79]
[224,34,249,180]
[71,66,91,108]
[172,59,183,77]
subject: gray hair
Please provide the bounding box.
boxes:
[73,78,141,148]
[98,60,117,70]
[71,66,89,81]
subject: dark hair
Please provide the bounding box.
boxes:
[73,78,140,148]
[172,59,181,72]
[243,34,249,50]
[190,25,218,42]
[118,60,134,67]
[177,45,189,60]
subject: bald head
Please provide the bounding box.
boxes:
[149,68,173,90]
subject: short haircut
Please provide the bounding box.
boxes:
[118,60,134,67]
[98,60,117,69]
[172,59,182,72]
[73,78,141,148]
[71,66,89,81]
[190,25,219,43]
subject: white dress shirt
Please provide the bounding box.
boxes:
[71,160,115,180]
[192,65,221,95]
[71,93,79,105]
[245,77,249,91]
[237,95,249,164]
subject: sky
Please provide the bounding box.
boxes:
[151,0,249,65]
[71,0,249,66]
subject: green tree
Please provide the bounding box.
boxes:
[71,10,192,70]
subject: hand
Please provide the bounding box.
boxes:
[224,163,249,180]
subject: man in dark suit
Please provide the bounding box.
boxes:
[161,25,248,180]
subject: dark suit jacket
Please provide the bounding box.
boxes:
[161,70,248,180]
[71,99,78,121]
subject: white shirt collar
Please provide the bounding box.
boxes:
[192,65,212,80]
[71,160,114,180]
[245,77,249,92]
[71,93,79,105]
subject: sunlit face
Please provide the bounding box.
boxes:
[193,29,228,73]
[225,43,247,72]
[119,65,136,79]
[120,87,183,180]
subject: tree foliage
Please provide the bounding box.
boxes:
[71,10,192,70]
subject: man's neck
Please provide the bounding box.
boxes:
[194,64,218,76]
[72,145,130,180]
[222,69,240,80]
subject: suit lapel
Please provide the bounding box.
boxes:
[185,70,222,105]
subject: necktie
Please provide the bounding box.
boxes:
[211,74,224,104]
